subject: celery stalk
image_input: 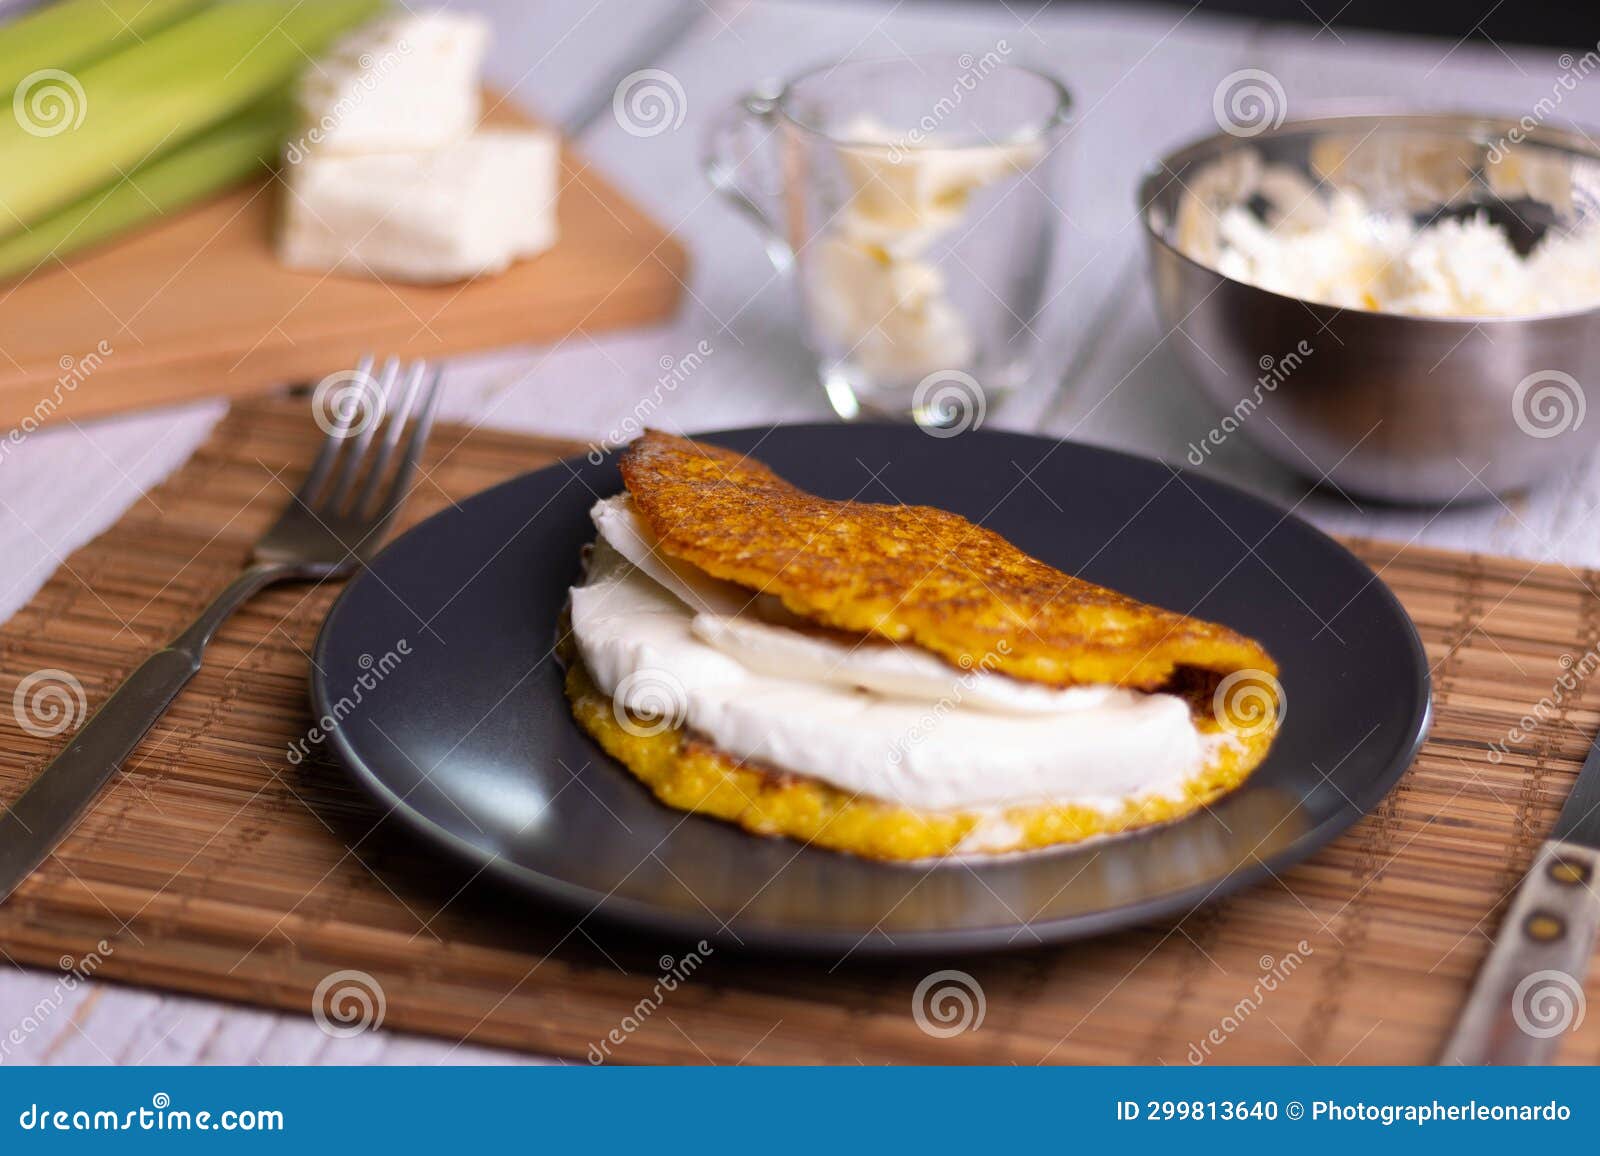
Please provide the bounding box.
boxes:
[0,98,290,281]
[0,0,212,95]
[0,0,383,238]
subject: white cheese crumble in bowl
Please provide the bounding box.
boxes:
[1209,189,1600,319]
[1140,112,1600,503]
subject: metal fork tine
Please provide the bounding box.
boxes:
[371,366,442,530]
[324,356,399,512]
[354,361,426,517]
[297,353,373,505]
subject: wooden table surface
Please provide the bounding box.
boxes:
[2,0,1598,1065]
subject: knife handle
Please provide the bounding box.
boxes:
[0,565,285,902]
[1441,839,1600,1064]
[0,645,201,899]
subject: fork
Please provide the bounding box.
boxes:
[0,356,442,904]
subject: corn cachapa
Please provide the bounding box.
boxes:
[619,430,1276,691]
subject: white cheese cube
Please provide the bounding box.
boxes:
[277,128,560,284]
[292,11,488,157]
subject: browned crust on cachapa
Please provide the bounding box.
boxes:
[618,431,1276,690]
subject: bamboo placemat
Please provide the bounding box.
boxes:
[2,393,1599,1066]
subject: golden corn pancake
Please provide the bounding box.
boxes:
[620,430,1275,690]
[562,433,1284,861]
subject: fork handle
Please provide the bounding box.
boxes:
[0,563,287,902]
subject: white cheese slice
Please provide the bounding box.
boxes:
[295,11,487,156]
[689,612,1120,714]
[589,494,746,616]
[278,128,560,283]
[570,516,1218,814]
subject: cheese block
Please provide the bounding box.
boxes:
[292,11,488,157]
[277,128,559,283]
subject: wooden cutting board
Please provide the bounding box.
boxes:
[0,102,686,429]
[3,393,1600,1065]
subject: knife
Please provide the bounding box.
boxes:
[1440,738,1600,1064]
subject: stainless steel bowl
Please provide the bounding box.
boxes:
[1139,112,1600,503]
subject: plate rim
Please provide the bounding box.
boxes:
[310,422,1434,956]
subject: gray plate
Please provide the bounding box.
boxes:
[311,424,1430,956]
